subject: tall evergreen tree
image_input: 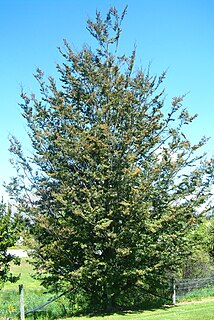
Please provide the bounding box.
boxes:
[8,7,213,311]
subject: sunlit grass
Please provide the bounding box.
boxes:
[1,259,214,319]
[5,258,40,290]
[0,258,70,319]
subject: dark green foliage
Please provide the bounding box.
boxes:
[7,7,214,312]
[0,201,21,288]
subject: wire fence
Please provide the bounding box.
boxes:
[7,286,74,320]
[176,277,214,294]
[4,276,214,318]
[24,289,71,315]
[173,276,214,302]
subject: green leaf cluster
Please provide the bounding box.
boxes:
[181,216,214,279]
[0,201,22,288]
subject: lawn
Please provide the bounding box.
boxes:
[4,258,40,290]
[1,258,214,319]
[0,258,66,319]
[62,301,214,320]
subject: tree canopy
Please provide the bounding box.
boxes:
[0,200,21,288]
[7,7,214,312]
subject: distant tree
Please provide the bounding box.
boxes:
[7,7,214,312]
[0,200,21,288]
[181,216,214,279]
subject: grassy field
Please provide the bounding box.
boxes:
[62,301,214,320]
[3,258,39,290]
[0,258,72,319]
[0,258,214,319]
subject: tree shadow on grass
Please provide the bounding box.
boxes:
[79,298,175,318]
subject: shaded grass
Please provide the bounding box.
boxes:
[61,300,214,320]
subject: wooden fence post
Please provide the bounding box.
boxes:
[172,278,176,305]
[19,284,25,320]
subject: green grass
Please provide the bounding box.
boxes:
[61,300,214,320]
[0,259,72,319]
[1,259,214,319]
[5,258,40,290]
[177,286,214,302]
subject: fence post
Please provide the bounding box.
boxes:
[19,284,25,320]
[172,278,176,305]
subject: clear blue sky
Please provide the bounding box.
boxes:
[0,0,214,197]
